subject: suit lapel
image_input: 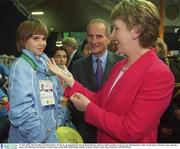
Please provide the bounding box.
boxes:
[103,52,116,83]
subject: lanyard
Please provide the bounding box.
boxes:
[21,53,38,71]
[21,53,54,79]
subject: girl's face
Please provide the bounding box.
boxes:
[25,34,47,57]
[54,50,68,66]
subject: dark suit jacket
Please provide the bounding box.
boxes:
[70,51,123,143]
[68,50,83,72]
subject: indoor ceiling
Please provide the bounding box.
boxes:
[14,0,120,32]
[11,0,180,32]
[0,0,179,56]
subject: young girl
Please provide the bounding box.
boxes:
[8,19,66,143]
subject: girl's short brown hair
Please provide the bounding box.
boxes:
[16,19,48,52]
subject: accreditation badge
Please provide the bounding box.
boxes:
[39,80,55,109]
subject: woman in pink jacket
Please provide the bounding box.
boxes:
[48,0,174,143]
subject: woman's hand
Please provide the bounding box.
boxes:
[48,58,74,87]
[70,92,91,112]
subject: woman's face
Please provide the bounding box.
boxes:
[25,34,47,58]
[111,19,132,55]
[54,50,68,66]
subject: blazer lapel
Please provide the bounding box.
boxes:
[106,49,157,107]
[103,52,115,83]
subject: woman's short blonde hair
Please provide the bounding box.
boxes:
[111,0,160,48]
[16,19,48,52]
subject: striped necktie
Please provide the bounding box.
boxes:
[95,58,104,89]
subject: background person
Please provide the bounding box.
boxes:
[62,37,83,72]
[0,64,10,142]
[53,46,74,127]
[158,53,180,143]
[70,18,123,143]
[155,37,168,61]
[81,39,91,57]
[48,0,174,143]
[53,46,69,66]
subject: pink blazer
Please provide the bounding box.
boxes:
[65,49,174,143]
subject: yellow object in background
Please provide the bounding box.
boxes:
[56,126,83,143]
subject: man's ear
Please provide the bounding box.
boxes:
[131,25,141,40]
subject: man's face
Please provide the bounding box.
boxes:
[87,23,110,57]
[63,44,74,56]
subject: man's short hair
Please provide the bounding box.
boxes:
[62,37,78,50]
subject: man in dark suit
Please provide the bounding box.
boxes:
[70,18,123,143]
[62,37,83,72]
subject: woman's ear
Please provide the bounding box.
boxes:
[131,25,141,40]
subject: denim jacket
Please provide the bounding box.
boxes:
[8,49,66,143]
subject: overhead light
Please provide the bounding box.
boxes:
[56,41,62,47]
[31,11,44,15]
